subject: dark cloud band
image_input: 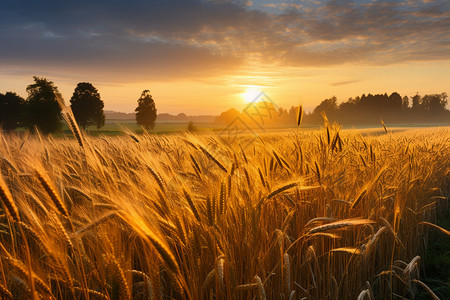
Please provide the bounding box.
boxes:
[0,0,448,81]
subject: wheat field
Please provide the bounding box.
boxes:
[0,125,449,299]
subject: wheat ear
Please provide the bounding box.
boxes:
[0,174,20,222]
[34,168,69,218]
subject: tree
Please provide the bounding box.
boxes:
[0,92,25,131]
[402,96,409,111]
[135,90,157,130]
[25,76,63,133]
[411,93,421,111]
[70,82,105,129]
[215,108,240,124]
[187,121,197,132]
[421,93,448,114]
[388,92,402,112]
[312,96,338,122]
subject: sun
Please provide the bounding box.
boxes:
[241,87,263,103]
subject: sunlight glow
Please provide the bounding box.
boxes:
[241,86,263,103]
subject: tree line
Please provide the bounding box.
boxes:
[216,92,449,126]
[0,76,158,133]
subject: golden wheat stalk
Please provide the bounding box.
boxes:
[120,211,180,276]
[219,182,226,215]
[199,146,228,173]
[308,218,375,234]
[253,275,266,300]
[283,253,291,295]
[0,174,20,222]
[267,183,297,200]
[183,189,201,223]
[4,257,54,298]
[108,256,131,300]
[419,221,450,236]
[75,211,118,236]
[357,289,370,300]
[201,269,215,296]
[216,257,225,287]
[146,164,166,192]
[411,279,440,300]
[55,93,84,148]
[73,287,109,300]
[380,119,387,133]
[380,217,406,250]
[236,283,258,290]
[206,196,213,226]
[0,282,12,300]
[331,247,362,255]
[34,168,69,218]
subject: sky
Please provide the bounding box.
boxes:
[0,0,449,115]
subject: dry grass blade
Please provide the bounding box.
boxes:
[351,190,367,209]
[236,283,258,291]
[357,289,370,300]
[364,227,387,255]
[309,232,341,239]
[308,219,375,234]
[75,211,118,236]
[199,146,228,173]
[267,183,297,200]
[272,150,283,168]
[190,154,202,176]
[419,221,450,236]
[381,119,387,133]
[380,217,406,250]
[412,279,440,300]
[403,255,420,277]
[314,162,321,185]
[331,247,362,255]
[258,168,266,188]
[321,111,329,126]
[305,216,334,227]
[331,199,352,206]
[0,156,18,173]
[366,281,375,300]
[331,131,340,152]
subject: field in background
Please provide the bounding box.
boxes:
[0,126,449,299]
[61,119,450,136]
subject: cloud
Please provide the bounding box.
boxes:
[262,2,303,10]
[0,0,449,82]
[330,80,361,86]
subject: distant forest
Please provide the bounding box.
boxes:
[216,92,450,126]
[1,84,449,133]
